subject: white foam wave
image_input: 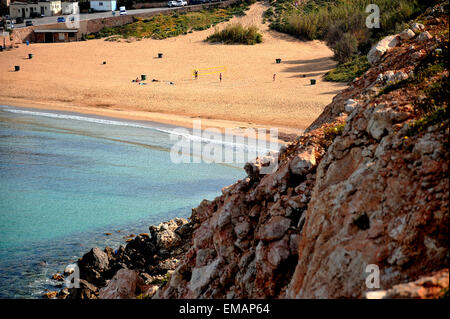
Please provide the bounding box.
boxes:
[1,106,279,154]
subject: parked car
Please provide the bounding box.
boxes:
[57,16,66,23]
[25,20,33,27]
[119,6,127,15]
[168,0,187,7]
[15,17,24,24]
[5,20,14,30]
[30,12,44,18]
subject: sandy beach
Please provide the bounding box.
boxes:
[0,2,347,139]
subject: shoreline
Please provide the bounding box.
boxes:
[0,97,302,144]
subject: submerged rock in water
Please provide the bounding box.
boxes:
[43,291,58,299]
[64,264,77,276]
[51,273,64,281]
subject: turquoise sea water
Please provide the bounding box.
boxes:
[0,105,247,298]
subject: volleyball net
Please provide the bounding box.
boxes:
[193,66,227,77]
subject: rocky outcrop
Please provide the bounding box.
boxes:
[417,31,433,42]
[367,35,400,65]
[67,279,99,299]
[153,128,327,299]
[56,218,192,299]
[98,269,145,299]
[285,109,448,298]
[77,247,110,287]
[399,29,415,41]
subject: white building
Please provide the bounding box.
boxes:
[90,0,116,12]
[9,1,30,18]
[9,1,62,18]
[62,1,78,14]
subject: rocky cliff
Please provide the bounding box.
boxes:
[53,2,449,299]
[155,3,448,299]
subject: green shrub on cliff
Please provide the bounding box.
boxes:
[325,55,370,82]
[417,75,449,114]
[323,122,345,143]
[151,272,172,286]
[408,106,449,135]
[412,40,448,84]
[403,42,448,136]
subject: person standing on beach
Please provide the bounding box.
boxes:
[219,73,222,82]
[194,70,198,80]
[273,73,276,82]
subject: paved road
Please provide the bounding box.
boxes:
[11,6,180,29]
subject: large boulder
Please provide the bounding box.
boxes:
[367,35,399,65]
[188,259,222,298]
[366,105,410,140]
[79,247,109,271]
[98,269,145,299]
[399,29,415,40]
[417,31,432,42]
[244,153,278,179]
[77,247,110,286]
[67,279,99,299]
[289,147,317,176]
[244,159,262,180]
[149,218,188,255]
[344,99,359,114]
[258,216,291,242]
[410,22,425,33]
[122,234,156,269]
